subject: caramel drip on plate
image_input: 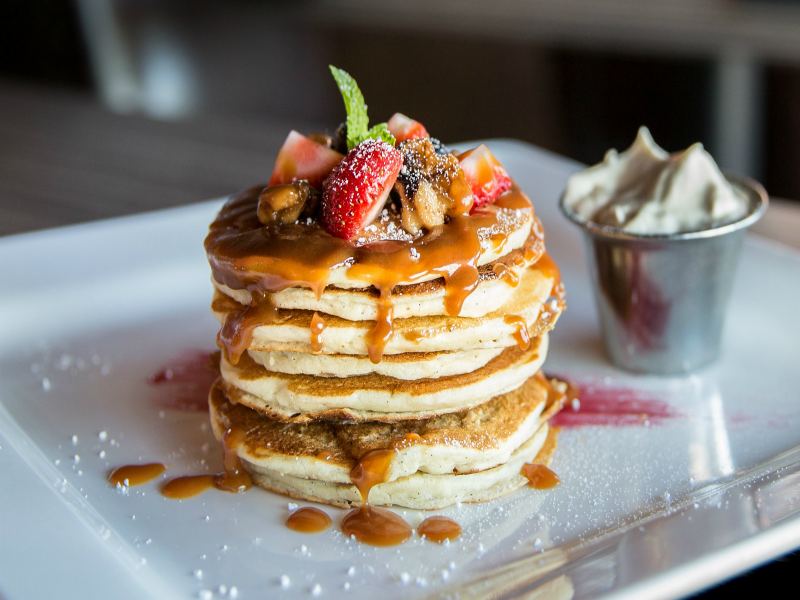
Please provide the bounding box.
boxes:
[504,315,531,351]
[108,463,166,487]
[286,507,332,533]
[418,516,462,543]
[341,439,416,546]
[309,312,326,352]
[520,464,560,489]
[161,428,252,499]
[161,475,216,499]
[206,185,534,363]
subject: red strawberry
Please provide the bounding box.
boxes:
[322,139,403,240]
[269,130,343,190]
[387,113,429,143]
[458,144,513,209]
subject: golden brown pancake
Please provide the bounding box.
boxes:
[219,335,548,422]
[209,373,563,509]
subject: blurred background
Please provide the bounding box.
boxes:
[0,1,798,596]
[2,0,800,240]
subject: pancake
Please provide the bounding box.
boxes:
[211,263,561,356]
[209,373,563,509]
[248,347,504,380]
[213,231,543,321]
[220,335,548,422]
[206,184,538,294]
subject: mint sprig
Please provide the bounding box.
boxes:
[329,65,395,150]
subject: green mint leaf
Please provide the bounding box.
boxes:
[329,66,368,150]
[367,123,396,146]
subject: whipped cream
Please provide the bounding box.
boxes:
[563,127,749,234]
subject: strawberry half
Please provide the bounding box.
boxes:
[322,139,403,240]
[458,144,513,209]
[387,113,429,144]
[269,130,344,190]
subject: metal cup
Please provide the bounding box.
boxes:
[560,175,768,374]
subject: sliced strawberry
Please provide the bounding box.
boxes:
[458,144,513,209]
[322,139,403,240]
[269,130,344,190]
[387,113,429,143]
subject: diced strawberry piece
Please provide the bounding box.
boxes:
[458,144,513,209]
[387,113,429,143]
[322,139,403,240]
[269,130,344,190]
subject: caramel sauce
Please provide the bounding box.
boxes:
[205,185,534,364]
[161,474,216,499]
[490,232,508,253]
[418,516,462,543]
[161,428,252,499]
[341,503,413,546]
[403,329,432,343]
[349,448,395,498]
[215,428,252,493]
[315,450,333,461]
[531,253,564,300]
[219,292,279,364]
[536,371,572,416]
[520,463,560,489]
[108,463,166,487]
[310,312,326,352]
[493,263,520,287]
[341,447,412,546]
[286,507,332,533]
[504,315,531,351]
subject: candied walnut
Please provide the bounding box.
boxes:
[257,181,320,226]
[395,139,474,234]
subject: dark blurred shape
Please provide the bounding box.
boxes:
[0,0,91,89]
[328,29,566,155]
[765,65,800,200]
[556,52,713,166]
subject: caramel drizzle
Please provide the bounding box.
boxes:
[219,291,279,364]
[504,315,531,351]
[341,434,424,546]
[161,428,252,499]
[418,516,462,543]
[309,312,326,352]
[206,186,534,363]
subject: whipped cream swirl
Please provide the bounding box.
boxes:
[563,127,749,234]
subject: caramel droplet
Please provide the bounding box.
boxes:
[504,315,531,351]
[161,474,216,499]
[310,312,326,352]
[521,463,560,489]
[108,463,166,487]
[286,507,332,534]
[418,516,462,543]
[341,505,412,547]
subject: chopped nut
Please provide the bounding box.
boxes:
[257,181,320,226]
[395,139,474,233]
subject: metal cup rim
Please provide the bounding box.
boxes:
[558,173,769,242]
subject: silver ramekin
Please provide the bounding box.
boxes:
[559,175,769,375]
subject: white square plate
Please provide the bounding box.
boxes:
[2,141,800,600]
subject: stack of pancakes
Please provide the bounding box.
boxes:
[205,184,566,510]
